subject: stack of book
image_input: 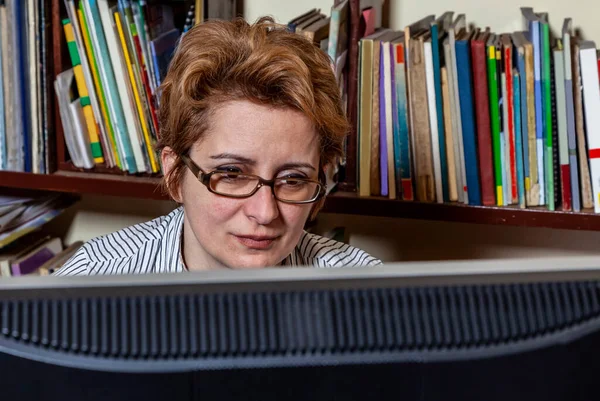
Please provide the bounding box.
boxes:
[0,0,53,173]
[55,0,181,174]
[287,0,383,192]
[354,8,600,214]
[53,0,241,175]
[0,193,76,248]
[0,193,78,277]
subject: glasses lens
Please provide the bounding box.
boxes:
[274,178,321,202]
[210,173,259,196]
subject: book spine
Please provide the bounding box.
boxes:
[1,2,13,172]
[579,44,600,213]
[85,0,137,173]
[11,248,56,276]
[77,5,122,169]
[456,39,481,205]
[572,40,594,209]
[531,21,545,205]
[441,65,458,202]
[64,0,114,168]
[431,24,449,202]
[383,42,396,199]
[513,69,526,208]
[516,49,530,206]
[410,37,435,202]
[444,41,462,203]
[501,70,510,205]
[541,22,554,210]
[487,45,503,205]
[503,42,517,204]
[63,19,104,164]
[0,4,5,170]
[343,0,360,190]
[390,43,401,199]
[379,42,388,197]
[424,40,443,203]
[563,33,581,212]
[358,39,372,197]
[394,43,413,200]
[327,6,340,63]
[554,45,572,211]
[114,11,158,173]
[12,0,28,172]
[370,38,381,196]
[471,38,495,206]
[98,0,148,173]
[449,32,468,204]
[27,0,39,174]
[516,48,530,206]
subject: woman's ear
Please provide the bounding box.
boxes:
[161,147,183,203]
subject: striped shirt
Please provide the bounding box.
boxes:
[55,207,382,276]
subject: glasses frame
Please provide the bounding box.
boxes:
[180,154,327,204]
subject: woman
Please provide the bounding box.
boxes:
[56,17,381,275]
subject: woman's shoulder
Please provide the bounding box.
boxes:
[54,207,185,276]
[296,231,382,268]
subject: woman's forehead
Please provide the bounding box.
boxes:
[193,100,320,161]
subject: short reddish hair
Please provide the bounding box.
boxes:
[157,17,349,215]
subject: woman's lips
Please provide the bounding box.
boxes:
[234,235,278,250]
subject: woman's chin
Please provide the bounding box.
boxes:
[227,254,283,269]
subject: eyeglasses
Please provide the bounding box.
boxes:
[180,155,327,204]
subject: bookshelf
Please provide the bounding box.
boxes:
[2,0,600,235]
[2,170,600,231]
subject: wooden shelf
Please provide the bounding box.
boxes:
[0,170,165,200]
[2,170,600,231]
[322,191,600,231]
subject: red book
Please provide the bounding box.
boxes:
[470,31,495,206]
[502,35,518,204]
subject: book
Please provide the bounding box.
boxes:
[391,34,414,200]
[562,19,581,212]
[471,29,495,206]
[553,41,572,211]
[513,68,526,209]
[455,28,481,205]
[521,7,546,205]
[446,14,468,204]
[538,13,554,211]
[62,18,104,164]
[11,236,63,276]
[579,41,600,213]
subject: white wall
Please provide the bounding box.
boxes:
[49,0,600,263]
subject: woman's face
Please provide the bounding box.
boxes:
[163,100,321,270]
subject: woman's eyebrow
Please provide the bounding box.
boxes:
[209,153,256,165]
[279,162,316,171]
[210,154,316,171]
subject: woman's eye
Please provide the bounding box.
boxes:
[278,173,306,180]
[216,166,242,174]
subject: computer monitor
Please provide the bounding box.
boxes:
[1,257,600,401]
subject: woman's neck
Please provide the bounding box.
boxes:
[180,216,229,271]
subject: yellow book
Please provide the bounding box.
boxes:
[77,8,122,169]
[114,11,159,172]
[63,20,104,164]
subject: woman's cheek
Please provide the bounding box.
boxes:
[207,197,242,221]
[279,204,312,228]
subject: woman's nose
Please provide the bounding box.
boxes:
[244,185,280,225]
